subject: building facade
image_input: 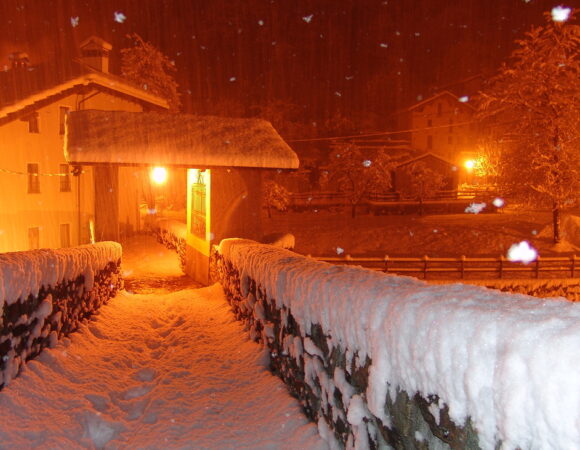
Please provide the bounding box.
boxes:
[0,37,168,253]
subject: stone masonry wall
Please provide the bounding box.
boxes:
[0,248,122,390]
[212,249,481,449]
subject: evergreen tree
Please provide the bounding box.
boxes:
[121,33,181,111]
[478,10,580,243]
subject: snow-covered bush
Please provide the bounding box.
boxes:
[213,238,579,449]
[0,243,122,389]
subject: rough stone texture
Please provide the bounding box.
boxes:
[152,225,187,272]
[212,249,482,449]
[0,260,122,390]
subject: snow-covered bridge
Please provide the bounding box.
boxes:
[0,236,326,448]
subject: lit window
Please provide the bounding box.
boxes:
[28,227,40,249]
[60,223,71,248]
[60,164,71,192]
[59,106,70,135]
[27,163,40,193]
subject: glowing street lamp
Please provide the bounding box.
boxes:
[464,159,475,171]
[151,166,168,184]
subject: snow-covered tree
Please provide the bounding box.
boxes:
[327,143,395,217]
[263,180,290,218]
[478,10,580,243]
[399,162,446,215]
[121,34,181,111]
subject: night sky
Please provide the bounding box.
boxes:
[0,0,570,128]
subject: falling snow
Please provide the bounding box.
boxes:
[551,6,572,22]
[507,240,538,264]
[113,11,127,23]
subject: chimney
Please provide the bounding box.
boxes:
[79,36,112,73]
[9,52,30,69]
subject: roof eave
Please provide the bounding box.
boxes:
[0,73,169,120]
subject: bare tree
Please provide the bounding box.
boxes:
[327,143,395,217]
[121,33,181,111]
[263,180,290,218]
[478,11,580,243]
[399,162,446,215]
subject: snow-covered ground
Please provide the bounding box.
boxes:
[0,236,327,449]
[263,208,580,257]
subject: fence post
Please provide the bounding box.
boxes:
[572,255,577,278]
[499,255,504,279]
[535,256,540,279]
[384,255,389,273]
[460,255,466,279]
[423,255,429,279]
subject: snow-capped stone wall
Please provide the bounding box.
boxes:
[213,238,580,450]
[0,242,122,390]
[151,219,187,272]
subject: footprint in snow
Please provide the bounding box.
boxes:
[134,367,157,382]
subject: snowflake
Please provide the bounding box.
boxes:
[70,16,79,27]
[465,202,487,214]
[492,197,505,208]
[334,91,342,97]
[458,96,469,103]
[258,20,264,26]
[114,11,127,23]
[302,14,313,23]
[380,43,389,48]
[229,77,236,82]
[551,6,572,22]
[507,241,538,264]
[362,160,372,167]
[336,247,344,255]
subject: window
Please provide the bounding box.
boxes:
[28,227,39,250]
[28,113,39,133]
[427,135,433,150]
[60,223,71,248]
[190,171,207,239]
[427,119,432,127]
[59,106,70,135]
[27,163,40,193]
[449,118,454,133]
[60,164,71,192]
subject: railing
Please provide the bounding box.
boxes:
[313,254,579,280]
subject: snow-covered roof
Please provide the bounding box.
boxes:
[65,110,299,169]
[395,151,456,168]
[406,90,476,112]
[0,72,168,120]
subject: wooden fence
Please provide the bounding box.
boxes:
[313,254,579,280]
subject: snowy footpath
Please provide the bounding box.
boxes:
[0,236,327,449]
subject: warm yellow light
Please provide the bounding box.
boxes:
[151,166,168,184]
[464,159,475,170]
